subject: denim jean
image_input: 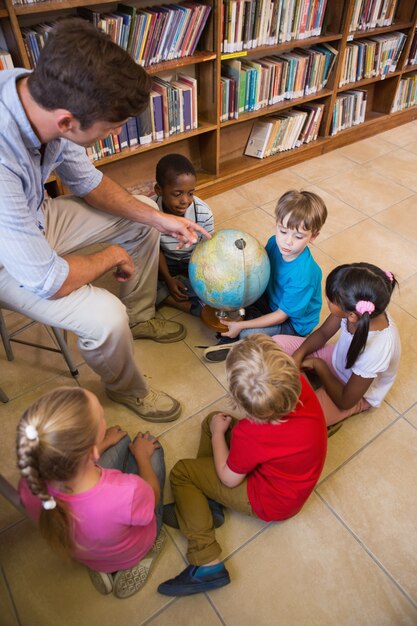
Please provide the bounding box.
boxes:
[239,293,299,339]
[99,435,165,535]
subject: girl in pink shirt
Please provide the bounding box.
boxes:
[16,386,165,599]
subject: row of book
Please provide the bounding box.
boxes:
[220,42,336,120]
[244,103,324,158]
[77,3,211,67]
[349,0,399,32]
[22,2,210,69]
[221,0,328,53]
[407,30,417,66]
[392,73,417,111]
[339,31,406,86]
[0,49,14,70]
[331,89,367,135]
[87,74,198,162]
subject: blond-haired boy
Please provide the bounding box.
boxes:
[158,335,327,596]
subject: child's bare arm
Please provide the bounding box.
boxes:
[220,309,289,339]
[210,413,246,487]
[158,250,188,301]
[292,313,341,368]
[304,357,373,409]
[129,432,161,505]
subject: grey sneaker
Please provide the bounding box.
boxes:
[87,569,113,595]
[106,387,181,422]
[113,528,166,599]
[131,318,186,343]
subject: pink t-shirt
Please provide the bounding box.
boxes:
[227,376,327,522]
[19,466,156,572]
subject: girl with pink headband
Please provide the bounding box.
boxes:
[273,262,401,432]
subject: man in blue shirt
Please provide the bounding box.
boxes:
[0,19,209,422]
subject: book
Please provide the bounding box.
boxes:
[244,119,274,157]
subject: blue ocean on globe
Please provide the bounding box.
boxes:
[189,228,271,311]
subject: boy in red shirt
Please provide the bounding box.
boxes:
[158,334,327,596]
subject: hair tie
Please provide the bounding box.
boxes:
[356,300,375,315]
[25,424,39,441]
[385,271,394,282]
[42,496,57,511]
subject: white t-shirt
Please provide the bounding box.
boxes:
[332,313,401,407]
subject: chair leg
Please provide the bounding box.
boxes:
[0,387,8,403]
[0,310,14,361]
[51,328,79,378]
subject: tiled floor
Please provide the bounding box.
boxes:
[1,123,417,626]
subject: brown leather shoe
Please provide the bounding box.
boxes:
[106,387,181,422]
[131,318,186,343]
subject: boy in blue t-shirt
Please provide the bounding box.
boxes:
[204,190,327,362]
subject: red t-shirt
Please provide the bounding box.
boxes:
[226,375,327,522]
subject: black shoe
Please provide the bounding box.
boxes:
[157,564,231,596]
[163,500,225,529]
[203,339,243,363]
[327,422,343,438]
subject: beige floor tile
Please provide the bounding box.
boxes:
[0,566,19,626]
[0,496,24,533]
[214,207,276,246]
[210,493,417,626]
[369,148,417,192]
[319,401,399,480]
[0,520,187,626]
[316,220,417,282]
[289,151,356,183]
[377,121,417,146]
[403,140,417,154]
[318,165,413,216]
[79,337,227,438]
[404,404,417,428]
[317,419,417,603]
[205,189,256,225]
[146,595,223,626]
[234,169,307,205]
[392,275,417,316]
[338,135,396,163]
[373,194,417,245]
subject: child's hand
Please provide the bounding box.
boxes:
[129,431,161,461]
[220,320,242,339]
[98,425,127,454]
[168,277,189,301]
[302,357,317,370]
[210,413,232,436]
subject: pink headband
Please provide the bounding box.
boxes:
[356,301,375,315]
[385,271,394,282]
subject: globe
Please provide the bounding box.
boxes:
[188,229,271,326]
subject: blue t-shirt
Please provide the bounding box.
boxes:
[265,236,322,336]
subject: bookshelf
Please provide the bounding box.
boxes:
[1,0,417,198]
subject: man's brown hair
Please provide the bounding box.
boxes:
[27,18,151,129]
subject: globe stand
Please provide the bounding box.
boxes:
[201,306,244,332]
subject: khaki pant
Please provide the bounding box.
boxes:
[170,412,255,565]
[0,195,160,397]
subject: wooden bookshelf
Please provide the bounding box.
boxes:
[1,0,417,198]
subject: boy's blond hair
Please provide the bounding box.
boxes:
[275,190,327,235]
[226,335,301,423]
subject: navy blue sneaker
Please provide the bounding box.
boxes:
[157,563,231,596]
[163,500,225,529]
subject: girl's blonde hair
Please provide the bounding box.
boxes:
[16,387,98,557]
[226,335,301,422]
